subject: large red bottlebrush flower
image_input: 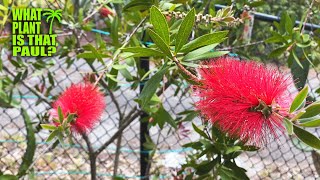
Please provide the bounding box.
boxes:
[194,57,292,146]
[50,83,106,134]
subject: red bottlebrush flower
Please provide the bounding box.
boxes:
[50,83,106,134]
[100,7,113,17]
[194,57,292,146]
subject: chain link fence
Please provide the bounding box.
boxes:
[1,0,320,179]
[0,55,320,179]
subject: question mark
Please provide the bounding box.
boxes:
[47,46,56,56]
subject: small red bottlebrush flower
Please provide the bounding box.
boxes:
[100,7,113,17]
[194,57,292,146]
[50,83,106,134]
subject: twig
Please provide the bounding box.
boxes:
[3,66,51,105]
[216,40,265,51]
[88,64,123,120]
[301,0,315,34]
[93,17,147,87]
[95,107,143,155]
[82,133,97,180]
[172,56,199,83]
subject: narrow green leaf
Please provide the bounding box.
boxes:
[180,31,228,53]
[40,124,57,131]
[123,0,154,12]
[192,123,210,140]
[175,8,195,53]
[293,125,320,150]
[18,109,36,177]
[299,103,320,119]
[122,47,165,57]
[0,175,18,180]
[284,118,293,135]
[153,105,177,129]
[119,68,133,81]
[66,114,75,123]
[58,106,64,123]
[183,43,218,61]
[184,51,229,61]
[139,64,169,108]
[292,50,304,69]
[225,146,242,154]
[77,52,109,59]
[150,6,170,44]
[195,160,217,175]
[299,118,320,127]
[147,29,173,58]
[290,86,308,113]
[46,130,58,142]
[268,46,288,58]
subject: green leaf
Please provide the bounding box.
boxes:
[119,68,133,81]
[284,118,293,135]
[152,105,177,129]
[77,52,109,59]
[122,47,165,57]
[175,8,195,53]
[299,103,320,119]
[192,123,210,140]
[289,86,308,113]
[224,161,249,180]
[123,0,155,12]
[40,124,57,131]
[195,160,217,175]
[299,117,320,127]
[147,29,173,58]
[183,44,218,60]
[66,114,75,123]
[0,175,18,180]
[46,130,58,142]
[293,125,320,150]
[226,146,242,154]
[111,17,120,47]
[150,6,170,45]
[268,45,288,58]
[139,64,169,108]
[180,31,228,52]
[184,51,229,61]
[290,49,309,90]
[58,106,64,123]
[18,109,36,177]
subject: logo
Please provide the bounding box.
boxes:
[11,8,61,57]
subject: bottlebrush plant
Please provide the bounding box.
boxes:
[1,0,320,180]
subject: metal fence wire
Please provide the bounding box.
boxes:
[1,1,320,180]
[0,55,320,180]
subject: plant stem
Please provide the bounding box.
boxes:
[21,141,54,180]
[172,56,199,83]
[3,66,51,105]
[93,17,147,87]
[95,107,143,155]
[82,133,97,180]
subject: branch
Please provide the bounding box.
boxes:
[172,57,200,83]
[88,64,123,120]
[82,133,97,180]
[95,106,143,155]
[93,17,147,86]
[3,66,51,105]
[301,0,315,34]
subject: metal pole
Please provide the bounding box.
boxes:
[140,56,150,180]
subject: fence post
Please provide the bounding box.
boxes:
[140,56,150,179]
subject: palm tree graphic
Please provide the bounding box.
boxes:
[43,9,62,34]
